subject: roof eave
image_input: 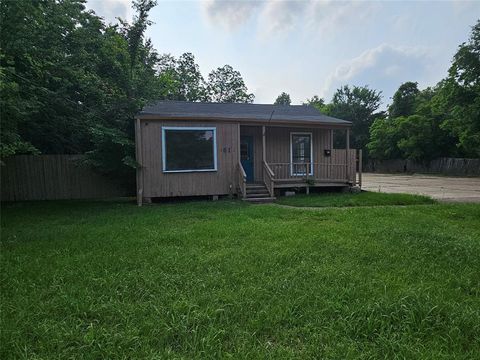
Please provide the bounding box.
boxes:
[135,114,352,127]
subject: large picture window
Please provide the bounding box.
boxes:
[162,127,217,172]
[290,132,313,176]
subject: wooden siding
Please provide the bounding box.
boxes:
[240,125,356,184]
[264,126,333,165]
[240,126,335,182]
[317,149,356,183]
[139,120,239,198]
[1,155,129,201]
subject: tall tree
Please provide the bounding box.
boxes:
[274,92,291,105]
[436,20,480,157]
[205,65,254,103]
[124,0,157,82]
[368,85,456,161]
[0,0,106,155]
[328,85,383,150]
[157,52,206,101]
[0,0,162,184]
[388,81,420,118]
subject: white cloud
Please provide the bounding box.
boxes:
[86,0,132,24]
[201,0,261,30]
[306,0,379,36]
[321,44,432,104]
[201,0,379,38]
[259,1,307,35]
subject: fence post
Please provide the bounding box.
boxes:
[346,128,350,183]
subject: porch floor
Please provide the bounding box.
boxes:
[273,180,351,188]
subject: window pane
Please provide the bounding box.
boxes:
[292,134,311,163]
[164,129,215,171]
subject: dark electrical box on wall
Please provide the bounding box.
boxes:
[324,149,331,157]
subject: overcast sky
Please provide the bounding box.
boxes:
[87,0,479,107]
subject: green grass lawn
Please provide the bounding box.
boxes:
[1,199,479,359]
[276,191,436,207]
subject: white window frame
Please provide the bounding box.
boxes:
[290,132,313,176]
[162,126,217,173]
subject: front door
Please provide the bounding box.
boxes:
[240,136,254,182]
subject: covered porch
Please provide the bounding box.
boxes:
[237,124,362,200]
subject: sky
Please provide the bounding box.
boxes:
[87,0,479,107]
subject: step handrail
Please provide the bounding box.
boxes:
[262,160,275,197]
[238,161,247,199]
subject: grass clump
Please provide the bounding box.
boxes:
[276,191,435,208]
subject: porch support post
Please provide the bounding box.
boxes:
[347,128,350,150]
[262,125,266,162]
[238,123,241,164]
[345,127,350,183]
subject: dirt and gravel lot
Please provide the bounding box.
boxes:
[362,173,480,203]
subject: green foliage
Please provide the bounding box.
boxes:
[124,0,157,79]
[436,20,480,157]
[328,85,383,150]
[157,52,207,101]
[388,81,420,118]
[206,65,254,103]
[2,200,480,358]
[304,95,324,108]
[274,92,291,105]
[0,0,256,181]
[395,115,444,161]
[368,85,456,161]
[367,117,403,159]
[368,21,479,161]
[0,0,158,181]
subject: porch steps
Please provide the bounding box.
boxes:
[243,184,276,203]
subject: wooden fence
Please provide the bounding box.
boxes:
[1,155,131,201]
[365,157,480,176]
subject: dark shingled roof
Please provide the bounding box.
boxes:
[138,101,351,126]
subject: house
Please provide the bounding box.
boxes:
[135,101,362,205]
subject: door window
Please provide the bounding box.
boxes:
[291,133,313,176]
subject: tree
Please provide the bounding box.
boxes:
[0,0,162,184]
[205,65,254,103]
[304,95,325,108]
[368,85,455,161]
[435,20,480,157]
[274,92,291,105]
[388,81,420,118]
[367,117,402,160]
[0,0,107,156]
[157,52,206,101]
[123,0,157,82]
[328,85,383,150]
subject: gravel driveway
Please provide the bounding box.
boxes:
[362,173,480,203]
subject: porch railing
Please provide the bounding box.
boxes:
[237,150,362,197]
[262,160,275,197]
[237,161,247,199]
[267,149,361,185]
[269,162,353,182]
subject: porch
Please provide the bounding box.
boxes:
[237,125,362,200]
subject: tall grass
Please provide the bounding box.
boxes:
[1,200,479,358]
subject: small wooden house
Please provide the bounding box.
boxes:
[135,101,361,205]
